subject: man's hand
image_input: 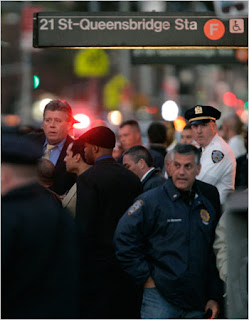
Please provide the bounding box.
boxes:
[144,276,156,288]
[204,300,219,319]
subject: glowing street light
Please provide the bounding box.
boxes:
[161,100,179,121]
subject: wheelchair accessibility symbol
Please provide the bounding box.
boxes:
[229,19,244,33]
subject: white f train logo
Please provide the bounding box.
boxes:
[210,23,219,35]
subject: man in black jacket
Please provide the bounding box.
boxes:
[30,99,76,195]
[76,126,143,319]
[1,130,80,319]
[123,145,166,192]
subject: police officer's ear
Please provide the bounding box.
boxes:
[210,121,218,132]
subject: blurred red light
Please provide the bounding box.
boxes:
[223,92,237,107]
[236,109,243,117]
[145,106,158,114]
[73,114,91,129]
[237,99,245,108]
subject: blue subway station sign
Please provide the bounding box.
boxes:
[33,12,248,48]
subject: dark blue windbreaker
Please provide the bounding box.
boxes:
[114,178,223,311]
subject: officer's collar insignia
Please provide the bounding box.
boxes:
[200,209,210,224]
[173,194,177,198]
[211,150,224,163]
[195,106,203,114]
[128,200,143,215]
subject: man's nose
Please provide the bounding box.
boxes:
[49,120,56,127]
[178,166,185,175]
[196,125,202,133]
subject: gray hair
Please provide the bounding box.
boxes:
[172,144,201,165]
[43,99,73,123]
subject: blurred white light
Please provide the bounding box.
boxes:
[161,100,179,121]
[107,110,123,126]
[73,114,91,129]
[40,98,52,111]
[32,98,53,122]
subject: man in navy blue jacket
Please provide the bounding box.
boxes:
[114,144,223,319]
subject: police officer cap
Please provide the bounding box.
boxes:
[2,131,43,164]
[185,105,221,125]
[81,126,116,149]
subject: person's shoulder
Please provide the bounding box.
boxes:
[207,135,235,163]
[142,181,166,199]
[147,170,165,184]
[196,179,219,195]
[212,134,235,154]
[119,164,143,185]
[78,165,94,180]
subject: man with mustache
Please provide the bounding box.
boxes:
[185,105,236,205]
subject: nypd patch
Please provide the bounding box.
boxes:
[200,209,210,225]
[128,200,143,215]
[211,150,224,163]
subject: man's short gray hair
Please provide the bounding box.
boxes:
[172,144,201,165]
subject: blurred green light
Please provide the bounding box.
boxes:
[244,101,248,110]
[33,75,40,89]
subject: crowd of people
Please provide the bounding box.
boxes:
[2,99,248,319]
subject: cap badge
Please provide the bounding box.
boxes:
[128,200,143,215]
[200,209,210,224]
[212,150,224,163]
[195,106,203,114]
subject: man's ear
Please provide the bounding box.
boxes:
[93,145,99,154]
[74,153,81,162]
[196,164,201,176]
[138,158,146,169]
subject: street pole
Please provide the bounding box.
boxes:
[19,46,32,124]
[119,1,131,80]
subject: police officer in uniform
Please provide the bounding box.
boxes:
[114,144,223,319]
[185,105,236,205]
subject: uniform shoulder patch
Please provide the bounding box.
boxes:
[128,200,144,215]
[211,150,224,163]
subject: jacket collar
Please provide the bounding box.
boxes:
[163,178,201,203]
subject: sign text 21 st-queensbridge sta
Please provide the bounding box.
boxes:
[33,12,248,48]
